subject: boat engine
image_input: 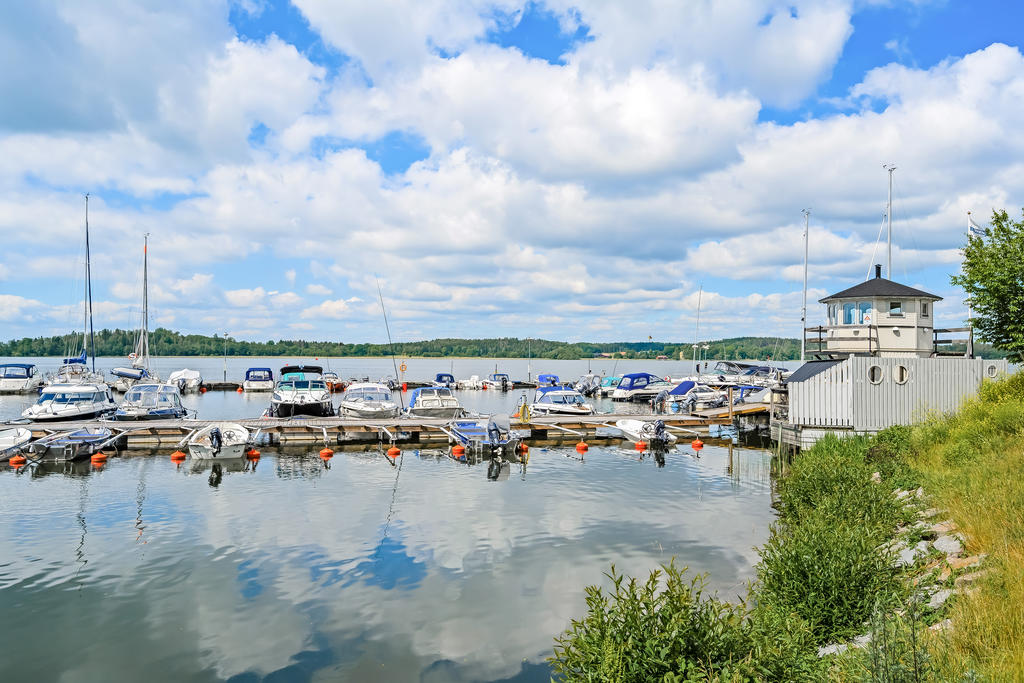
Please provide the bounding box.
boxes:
[209,427,222,455]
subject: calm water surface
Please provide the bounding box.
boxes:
[0,442,774,682]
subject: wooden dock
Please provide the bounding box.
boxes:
[13,413,732,450]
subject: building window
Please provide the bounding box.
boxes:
[921,302,929,317]
[987,364,999,378]
[859,301,872,324]
[895,365,909,384]
[843,302,856,325]
[868,366,883,384]
[889,301,903,316]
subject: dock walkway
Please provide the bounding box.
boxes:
[13,413,731,449]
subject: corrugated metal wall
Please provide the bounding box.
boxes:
[790,357,1007,429]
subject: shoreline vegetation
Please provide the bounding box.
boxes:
[550,372,1024,681]
[0,328,1006,361]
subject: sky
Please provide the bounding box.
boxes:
[2,0,1023,345]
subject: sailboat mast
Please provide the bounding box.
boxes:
[885,164,896,277]
[84,194,96,372]
[142,233,149,366]
[801,209,810,362]
[692,284,703,366]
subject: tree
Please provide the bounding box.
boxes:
[951,209,1024,363]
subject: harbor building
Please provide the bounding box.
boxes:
[771,266,1007,449]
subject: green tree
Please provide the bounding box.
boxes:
[952,209,1024,362]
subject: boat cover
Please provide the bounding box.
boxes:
[245,368,273,381]
[63,351,87,365]
[280,365,323,376]
[112,367,149,379]
[434,373,455,383]
[618,372,662,390]
[537,373,559,386]
[669,380,696,396]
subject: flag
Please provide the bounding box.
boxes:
[967,212,986,237]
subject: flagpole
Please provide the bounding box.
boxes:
[966,211,974,357]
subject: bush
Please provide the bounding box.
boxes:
[755,515,901,644]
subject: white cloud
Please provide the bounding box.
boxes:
[305,283,331,296]
[284,269,296,286]
[300,297,361,320]
[269,291,303,307]
[224,286,266,307]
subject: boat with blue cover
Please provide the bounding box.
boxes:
[530,385,594,416]
[0,363,43,394]
[431,373,456,389]
[243,367,274,392]
[667,380,727,412]
[536,373,559,386]
[611,372,672,402]
[482,373,512,391]
[405,386,463,418]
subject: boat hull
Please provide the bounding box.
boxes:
[270,401,334,418]
[406,406,463,419]
[529,404,595,416]
[27,428,114,462]
[338,403,401,419]
[112,409,187,421]
[242,380,274,392]
[23,407,114,422]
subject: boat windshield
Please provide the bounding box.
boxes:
[349,389,390,402]
[0,366,29,378]
[540,392,585,405]
[278,380,327,390]
[39,391,106,404]
[247,370,271,381]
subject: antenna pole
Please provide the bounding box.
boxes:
[884,164,896,277]
[801,208,810,362]
[84,194,96,372]
[376,276,405,410]
[142,233,149,366]
[692,284,703,368]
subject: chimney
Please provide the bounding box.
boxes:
[874,264,882,279]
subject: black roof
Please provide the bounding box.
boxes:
[819,276,941,303]
[786,359,845,383]
[280,365,323,375]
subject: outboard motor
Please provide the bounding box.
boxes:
[209,427,223,456]
[652,389,669,414]
[501,376,509,391]
[652,419,667,442]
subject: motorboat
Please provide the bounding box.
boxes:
[27,427,115,462]
[112,234,159,393]
[323,371,347,393]
[447,415,521,459]
[536,373,559,387]
[113,383,188,420]
[0,363,44,394]
[269,365,334,417]
[611,373,673,402]
[168,368,203,393]
[187,423,250,459]
[698,361,788,387]
[405,386,463,419]
[380,376,400,391]
[458,375,483,390]
[338,382,400,419]
[21,383,116,421]
[530,386,594,416]
[574,373,600,397]
[47,356,104,386]
[242,367,274,392]
[599,376,622,397]
[482,373,512,391]
[0,427,32,462]
[667,380,728,413]
[615,419,678,447]
[431,373,456,389]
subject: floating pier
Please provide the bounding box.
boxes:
[15,413,733,450]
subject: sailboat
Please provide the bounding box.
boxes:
[112,234,158,392]
[47,194,104,386]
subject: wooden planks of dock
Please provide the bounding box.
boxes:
[14,412,733,449]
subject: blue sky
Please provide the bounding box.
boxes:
[1,0,1023,344]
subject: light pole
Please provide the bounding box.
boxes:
[222,333,227,382]
[527,338,532,382]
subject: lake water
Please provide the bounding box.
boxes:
[0,356,777,682]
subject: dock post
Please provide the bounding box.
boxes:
[728,387,734,423]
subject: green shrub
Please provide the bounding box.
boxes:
[755,515,901,644]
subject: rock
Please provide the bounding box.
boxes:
[919,507,941,519]
[871,471,881,483]
[915,487,926,499]
[852,633,872,648]
[818,642,849,657]
[934,535,963,556]
[931,519,957,534]
[895,541,930,568]
[949,554,983,571]
[929,618,953,632]
[928,588,953,610]
[895,489,911,500]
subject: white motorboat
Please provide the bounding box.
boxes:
[611,372,673,402]
[431,373,457,389]
[242,367,274,392]
[0,427,32,462]
[615,419,678,446]
[574,373,600,397]
[529,386,594,416]
[405,386,463,418]
[168,368,203,393]
[598,376,622,397]
[21,383,116,422]
[187,423,250,459]
[0,363,44,394]
[458,375,483,390]
[482,373,512,391]
[269,365,334,417]
[667,380,728,412]
[338,382,400,419]
[113,383,188,421]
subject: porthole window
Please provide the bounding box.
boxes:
[987,364,998,378]
[895,365,909,384]
[868,366,883,384]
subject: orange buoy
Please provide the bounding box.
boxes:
[691,438,704,451]
[199,386,207,393]
[9,454,27,466]
[91,451,107,462]
[236,387,243,393]
[246,448,260,459]
[482,384,488,390]
[635,441,646,451]
[170,450,187,461]
[387,446,401,458]
[452,445,466,456]
[575,441,589,452]
[518,443,529,454]
[319,447,334,458]
[402,382,407,392]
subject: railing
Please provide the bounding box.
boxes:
[804,325,880,355]
[933,327,974,357]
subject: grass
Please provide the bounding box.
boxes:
[551,372,1024,681]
